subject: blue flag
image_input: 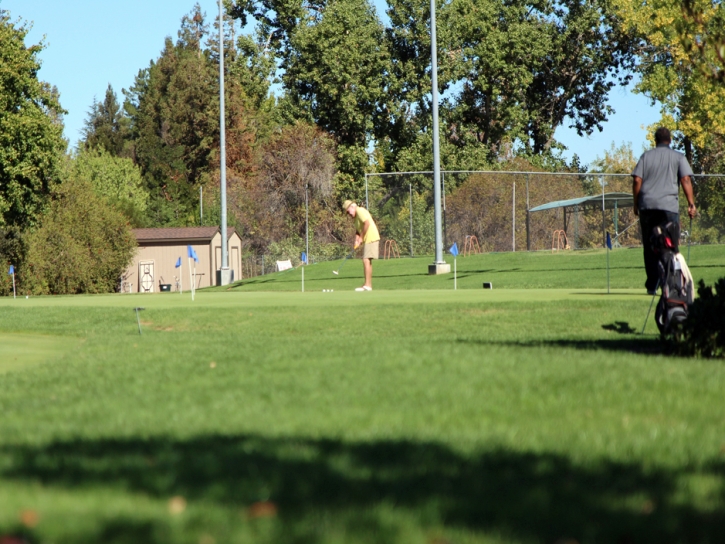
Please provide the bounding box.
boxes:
[187,245,199,263]
[8,265,14,275]
[606,232,612,250]
[301,251,307,264]
[449,242,459,257]
[175,257,181,268]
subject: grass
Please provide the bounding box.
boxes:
[0,246,724,543]
[221,244,725,292]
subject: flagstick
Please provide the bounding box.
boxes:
[188,257,194,301]
[12,271,16,299]
[193,262,196,301]
[606,243,610,294]
[302,266,304,292]
[454,258,457,290]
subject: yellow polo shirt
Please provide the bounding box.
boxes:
[354,206,380,244]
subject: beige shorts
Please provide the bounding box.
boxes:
[362,240,379,260]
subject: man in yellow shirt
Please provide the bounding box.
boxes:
[343,200,380,291]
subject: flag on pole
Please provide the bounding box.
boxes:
[301,251,307,264]
[8,265,13,275]
[606,232,612,250]
[175,257,181,268]
[187,245,199,262]
[449,242,459,257]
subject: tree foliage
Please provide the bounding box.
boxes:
[81,84,131,157]
[0,11,66,229]
[72,149,150,226]
[24,176,136,295]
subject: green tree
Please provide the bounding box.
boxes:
[81,84,131,156]
[24,176,136,295]
[0,11,66,228]
[589,142,639,174]
[72,148,150,226]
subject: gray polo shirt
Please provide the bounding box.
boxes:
[632,144,693,213]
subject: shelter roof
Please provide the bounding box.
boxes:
[529,192,634,213]
[133,227,238,243]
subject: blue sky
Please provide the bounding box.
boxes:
[3,0,662,167]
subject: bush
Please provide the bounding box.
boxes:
[671,278,725,358]
[24,177,137,295]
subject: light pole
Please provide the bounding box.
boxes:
[217,0,232,285]
[428,0,450,275]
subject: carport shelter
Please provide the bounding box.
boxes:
[527,192,634,249]
[124,227,242,293]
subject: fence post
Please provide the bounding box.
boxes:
[409,183,414,257]
[512,181,516,252]
[526,174,531,251]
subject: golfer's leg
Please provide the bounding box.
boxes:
[363,258,372,288]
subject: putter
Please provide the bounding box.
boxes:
[640,280,660,335]
[687,215,692,262]
[332,246,357,275]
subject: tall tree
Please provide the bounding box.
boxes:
[614,0,725,171]
[0,11,66,228]
[81,84,130,156]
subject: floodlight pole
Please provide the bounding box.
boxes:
[428,0,449,275]
[218,0,231,285]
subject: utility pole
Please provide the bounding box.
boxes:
[428,0,450,275]
[218,0,232,285]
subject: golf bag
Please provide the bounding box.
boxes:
[652,222,694,336]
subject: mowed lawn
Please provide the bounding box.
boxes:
[0,246,724,544]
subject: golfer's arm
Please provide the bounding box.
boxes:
[632,175,642,215]
[680,175,695,206]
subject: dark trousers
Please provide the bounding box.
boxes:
[639,209,679,291]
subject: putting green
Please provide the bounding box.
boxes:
[0,333,80,374]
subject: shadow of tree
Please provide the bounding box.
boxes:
[2,434,724,543]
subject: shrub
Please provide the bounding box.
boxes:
[671,278,725,358]
[24,177,136,295]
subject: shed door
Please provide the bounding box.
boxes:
[139,261,154,293]
[231,246,240,281]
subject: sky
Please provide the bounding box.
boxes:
[3,0,662,168]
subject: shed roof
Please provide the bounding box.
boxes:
[133,227,238,243]
[529,192,634,213]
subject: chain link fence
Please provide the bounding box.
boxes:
[362,171,725,256]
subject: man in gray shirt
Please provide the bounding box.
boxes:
[632,127,697,294]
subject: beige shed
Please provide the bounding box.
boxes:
[122,227,243,293]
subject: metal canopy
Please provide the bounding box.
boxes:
[529,192,633,213]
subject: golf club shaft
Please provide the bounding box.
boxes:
[641,279,659,335]
[334,247,356,274]
[688,215,692,262]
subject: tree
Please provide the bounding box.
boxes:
[229,121,337,251]
[0,11,66,229]
[24,176,136,295]
[382,0,637,167]
[81,84,131,156]
[72,148,150,226]
[614,0,725,170]
[284,0,390,186]
[589,142,639,174]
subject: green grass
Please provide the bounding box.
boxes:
[221,244,725,292]
[0,247,724,543]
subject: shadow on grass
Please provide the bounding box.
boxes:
[2,435,724,543]
[457,335,664,354]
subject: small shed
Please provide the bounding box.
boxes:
[123,227,243,293]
